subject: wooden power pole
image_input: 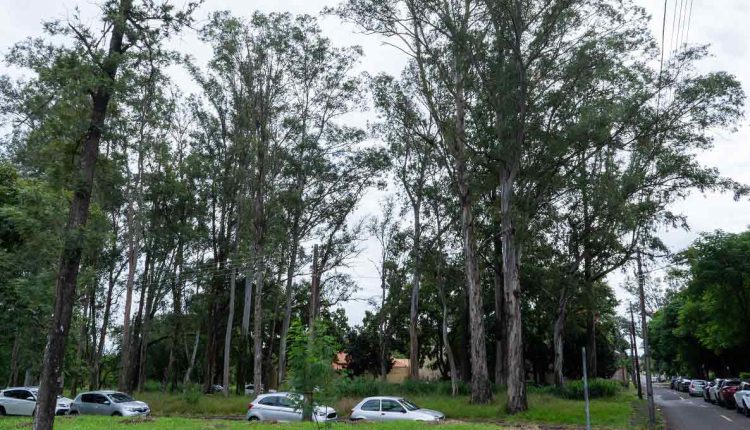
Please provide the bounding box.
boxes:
[637,251,655,427]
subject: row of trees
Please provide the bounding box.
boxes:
[0,0,744,427]
[650,230,750,378]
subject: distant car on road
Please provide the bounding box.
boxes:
[678,379,692,392]
[350,396,445,422]
[670,376,681,390]
[689,380,706,396]
[246,392,336,422]
[70,391,149,417]
[733,382,750,416]
[0,387,72,416]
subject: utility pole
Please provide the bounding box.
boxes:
[629,303,642,399]
[637,250,655,427]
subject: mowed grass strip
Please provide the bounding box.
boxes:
[0,416,524,430]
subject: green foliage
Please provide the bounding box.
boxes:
[180,383,202,405]
[285,319,340,419]
[541,379,622,400]
[334,377,470,398]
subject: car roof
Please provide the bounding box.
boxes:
[361,396,404,401]
[78,390,120,395]
[3,387,38,390]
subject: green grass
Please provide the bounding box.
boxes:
[0,417,507,430]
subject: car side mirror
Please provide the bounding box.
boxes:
[103,400,111,405]
[26,396,35,401]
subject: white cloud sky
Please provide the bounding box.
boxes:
[1,0,748,326]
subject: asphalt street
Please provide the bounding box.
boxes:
[654,384,750,429]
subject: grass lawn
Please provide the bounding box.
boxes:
[0,389,642,429]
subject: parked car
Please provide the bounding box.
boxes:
[0,387,72,416]
[688,380,706,396]
[246,392,336,422]
[70,391,150,416]
[245,384,268,396]
[679,379,692,392]
[350,396,445,422]
[709,379,726,404]
[670,376,681,390]
[733,382,750,416]
[718,379,741,408]
[705,380,718,402]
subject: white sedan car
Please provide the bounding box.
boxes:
[350,397,445,422]
[246,392,336,422]
[0,387,72,416]
[734,382,750,416]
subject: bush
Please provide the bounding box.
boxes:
[334,376,470,398]
[181,383,202,405]
[551,378,622,400]
[740,372,750,381]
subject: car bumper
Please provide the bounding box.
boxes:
[121,409,150,417]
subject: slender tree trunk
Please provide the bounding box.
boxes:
[119,199,138,392]
[501,172,527,412]
[278,228,299,385]
[492,235,507,386]
[33,4,129,426]
[238,268,253,394]
[8,333,21,387]
[253,261,265,394]
[222,266,237,396]
[553,290,568,388]
[137,278,156,393]
[379,262,388,382]
[437,259,457,396]
[71,293,89,398]
[183,331,200,387]
[453,62,491,404]
[630,304,642,399]
[309,244,320,329]
[409,203,421,380]
[94,261,116,389]
[163,247,184,392]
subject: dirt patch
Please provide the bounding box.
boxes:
[118,416,156,425]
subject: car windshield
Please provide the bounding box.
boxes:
[108,393,135,403]
[400,399,420,411]
[725,380,740,387]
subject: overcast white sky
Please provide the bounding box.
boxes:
[1,0,748,326]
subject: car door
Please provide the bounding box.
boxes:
[276,395,302,422]
[13,390,36,416]
[95,394,114,415]
[256,395,282,421]
[380,399,407,421]
[1,390,23,415]
[358,399,381,421]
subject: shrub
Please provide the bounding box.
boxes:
[552,378,622,400]
[181,383,202,405]
[334,376,470,398]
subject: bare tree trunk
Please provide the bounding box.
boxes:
[183,331,200,387]
[437,259,457,396]
[278,228,299,385]
[119,199,138,392]
[501,173,527,412]
[238,268,253,393]
[253,262,265,394]
[409,204,421,380]
[222,266,237,396]
[309,244,320,329]
[379,262,388,382]
[8,333,21,387]
[163,249,183,392]
[492,235,507,386]
[453,62,491,404]
[553,291,568,388]
[94,259,116,390]
[630,304,642,399]
[33,5,129,427]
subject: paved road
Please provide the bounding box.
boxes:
[654,384,750,429]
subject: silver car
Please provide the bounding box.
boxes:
[70,391,150,416]
[246,392,336,422]
[0,387,72,416]
[350,396,445,422]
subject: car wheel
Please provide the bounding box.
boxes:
[0,406,5,416]
[70,410,79,416]
[745,401,750,418]
[248,416,260,422]
[112,412,122,417]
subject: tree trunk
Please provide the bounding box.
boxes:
[453,62,491,404]
[630,304,642,398]
[93,258,116,390]
[501,173,527,412]
[253,262,265,394]
[119,198,138,392]
[553,290,568,388]
[309,244,320,329]
[278,228,299,385]
[409,203,421,380]
[137,275,156,393]
[492,235,507,386]
[33,3,129,425]
[184,331,200,387]
[238,268,253,394]
[222,266,237,396]
[379,261,388,382]
[437,259,458,396]
[8,333,21,387]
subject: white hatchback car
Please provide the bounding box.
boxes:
[246,392,336,422]
[733,382,750,416]
[350,397,445,422]
[0,387,72,416]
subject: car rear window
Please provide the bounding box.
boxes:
[109,393,134,403]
